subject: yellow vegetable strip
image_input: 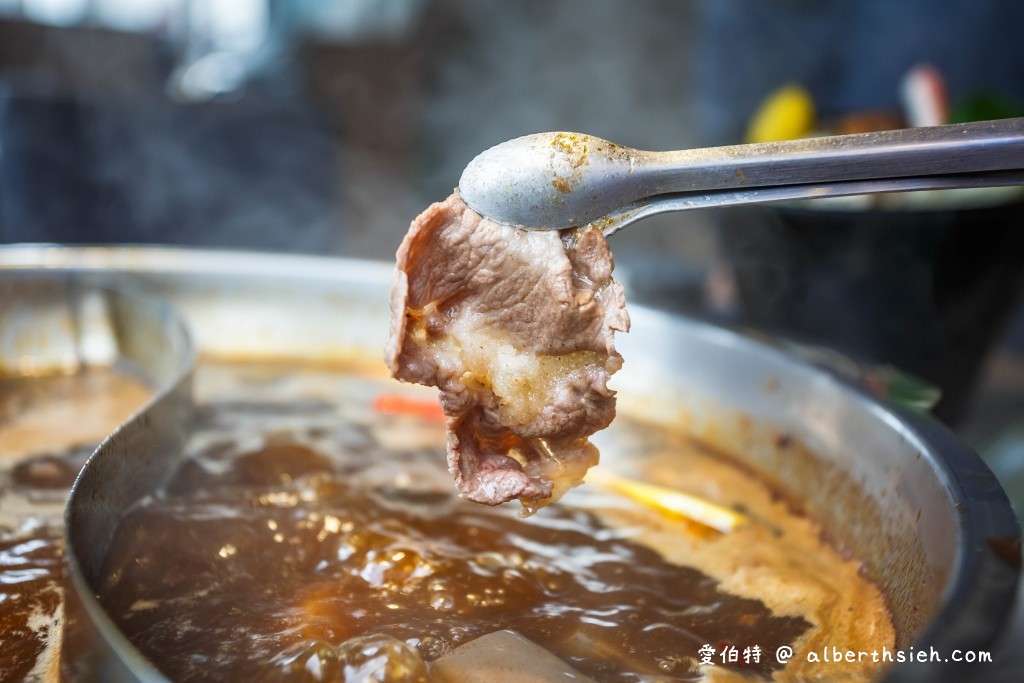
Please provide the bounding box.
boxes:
[588,468,746,533]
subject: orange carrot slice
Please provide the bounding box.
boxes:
[373,394,446,421]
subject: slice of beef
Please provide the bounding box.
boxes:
[385,194,628,512]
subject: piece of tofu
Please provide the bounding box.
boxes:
[431,630,595,683]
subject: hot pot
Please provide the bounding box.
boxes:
[0,245,1018,682]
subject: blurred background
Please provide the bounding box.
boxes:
[1,0,1024,505]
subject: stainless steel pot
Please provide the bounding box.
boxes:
[0,245,1018,682]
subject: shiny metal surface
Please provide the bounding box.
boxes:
[595,171,1024,237]
[0,245,1018,682]
[61,286,194,682]
[457,119,1024,230]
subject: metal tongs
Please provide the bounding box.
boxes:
[457,118,1024,236]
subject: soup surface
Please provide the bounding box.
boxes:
[95,361,893,682]
[0,367,152,681]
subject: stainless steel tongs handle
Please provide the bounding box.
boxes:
[645,118,1024,192]
[598,170,1024,236]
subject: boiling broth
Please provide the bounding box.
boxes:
[96,362,894,682]
[0,367,152,681]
